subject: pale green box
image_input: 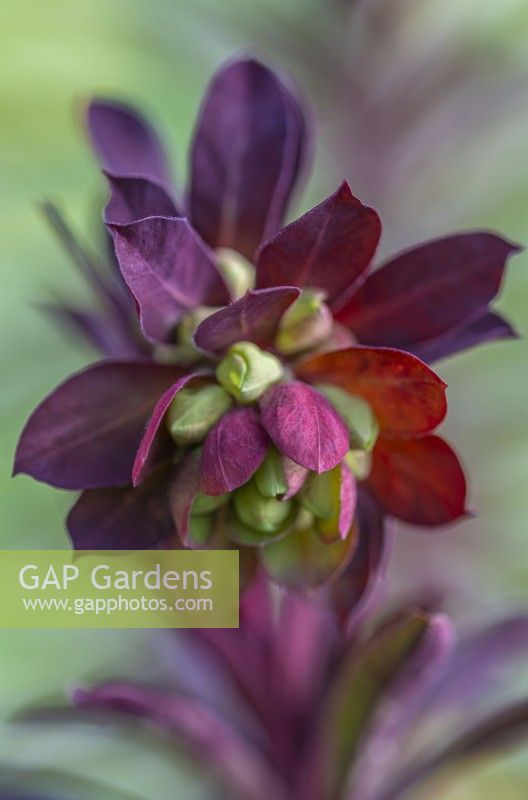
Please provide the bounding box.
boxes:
[0,550,239,628]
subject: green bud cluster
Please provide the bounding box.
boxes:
[216,341,283,404]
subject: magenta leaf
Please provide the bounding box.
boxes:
[87,99,171,186]
[189,57,308,260]
[104,173,180,225]
[282,456,309,500]
[14,361,184,490]
[109,217,229,343]
[337,232,520,349]
[67,466,174,549]
[194,287,300,353]
[133,372,208,486]
[200,407,269,495]
[260,381,349,473]
[256,181,381,307]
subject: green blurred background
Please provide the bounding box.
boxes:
[1,0,528,796]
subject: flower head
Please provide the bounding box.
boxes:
[14,55,520,593]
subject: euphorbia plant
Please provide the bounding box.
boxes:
[14,56,519,592]
[32,579,528,800]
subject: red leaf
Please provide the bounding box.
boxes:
[296,347,447,437]
[368,435,467,525]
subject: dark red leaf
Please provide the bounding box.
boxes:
[14,361,184,490]
[368,435,467,525]
[257,181,381,306]
[337,232,520,349]
[67,466,174,549]
[194,287,300,353]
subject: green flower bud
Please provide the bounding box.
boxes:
[177,306,220,347]
[276,289,333,356]
[344,449,373,480]
[227,507,296,547]
[187,513,214,546]
[216,248,256,299]
[166,383,232,445]
[316,384,379,451]
[192,491,230,515]
[216,341,283,404]
[299,466,340,521]
[254,446,287,498]
[233,480,292,533]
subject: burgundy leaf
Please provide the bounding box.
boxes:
[133,372,208,486]
[200,407,269,495]
[109,217,229,343]
[337,232,520,348]
[297,347,447,437]
[67,466,174,549]
[87,99,171,186]
[74,683,289,800]
[257,181,381,306]
[169,449,202,546]
[14,361,184,490]
[330,489,389,631]
[104,173,180,225]
[411,310,518,363]
[189,57,308,260]
[194,287,300,353]
[368,435,467,525]
[260,382,349,473]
